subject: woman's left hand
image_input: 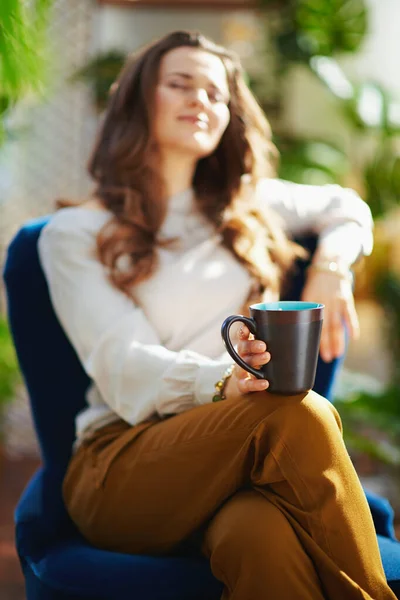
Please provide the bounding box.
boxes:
[301,270,360,363]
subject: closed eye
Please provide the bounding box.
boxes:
[166,74,228,104]
[169,81,190,91]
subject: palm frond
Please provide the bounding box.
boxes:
[0,0,53,103]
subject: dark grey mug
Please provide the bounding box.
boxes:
[221,301,324,395]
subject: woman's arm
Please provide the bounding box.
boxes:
[38,212,231,425]
[257,178,373,265]
[256,179,374,361]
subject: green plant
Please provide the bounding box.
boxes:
[0,0,54,142]
[70,51,125,112]
[248,1,400,220]
[0,314,21,436]
[261,0,368,61]
[273,135,349,185]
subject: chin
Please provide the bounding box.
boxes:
[177,138,218,158]
[159,134,218,160]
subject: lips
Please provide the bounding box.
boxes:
[178,116,208,129]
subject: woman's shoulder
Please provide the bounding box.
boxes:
[242,175,289,196]
[38,202,112,262]
[44,200,112,235]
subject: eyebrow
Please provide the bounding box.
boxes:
[166,71,228,96]
[168,71,193,80]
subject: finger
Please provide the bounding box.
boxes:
[237,339,267,356]
[240,352,271,368]
[237,375,269,394]
[320,310,344,362]
[320,312,335,363]
[329,311,345,359]
[233,362,251,380]
[319,312,331,362]
[342,298,360,340]
[238,325,250,340]
[234,361,259,381]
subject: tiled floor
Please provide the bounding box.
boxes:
[0,452,40,600]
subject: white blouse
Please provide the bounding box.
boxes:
[38,179,373,441]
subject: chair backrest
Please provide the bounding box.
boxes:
[3,216,91,470]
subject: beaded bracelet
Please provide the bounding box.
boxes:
[212,365,234,402]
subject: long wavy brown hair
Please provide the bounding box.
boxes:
[61,30,305,300]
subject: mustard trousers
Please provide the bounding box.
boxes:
[63,390,396,600]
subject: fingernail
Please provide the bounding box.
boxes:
[258,352,270,365]
[260,380,269,389]
[255,342,266,351]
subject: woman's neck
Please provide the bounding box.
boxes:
[158,151,197,198]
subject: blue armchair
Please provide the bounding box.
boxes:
[3,216,400,599]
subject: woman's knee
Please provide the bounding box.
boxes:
[204,490,304,566]
[242,389,345,483]
[268,389,343,440]
[242,389,342,447]
[202,490,324,598]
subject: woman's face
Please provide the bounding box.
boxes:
[153,47,231,159]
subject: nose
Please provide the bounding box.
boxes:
[189,87,209,108]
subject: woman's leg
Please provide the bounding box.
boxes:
[202,488,325,600]
[63,389,395,600]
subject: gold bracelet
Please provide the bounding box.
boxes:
[212,365,234,402]
[307,260,353,281]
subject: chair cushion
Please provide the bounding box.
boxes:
[28,536,223,600]
[22,532,400,599]
[16,467,400,598]
[378,536,400,595]
[365,489,397,541]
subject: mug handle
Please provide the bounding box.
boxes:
[221,315,265,380]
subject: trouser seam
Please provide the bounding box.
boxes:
[117,422,268,459]
[270,435,334,562]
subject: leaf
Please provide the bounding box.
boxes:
[70,51,126,111]
[374,273,400,383]
[275,136,349,184]
[0,315,21,406]
[0,0,53,101]
[295,0,368,56]
[342,427,400,467]
[363,143,400,218]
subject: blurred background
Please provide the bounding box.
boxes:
[1,1,400,597]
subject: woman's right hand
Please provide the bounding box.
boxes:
[224,324,271,399]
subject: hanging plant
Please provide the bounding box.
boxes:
[70,51,126,112]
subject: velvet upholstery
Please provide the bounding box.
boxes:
[3,216,400,599]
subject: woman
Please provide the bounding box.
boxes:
[38,31,395,599]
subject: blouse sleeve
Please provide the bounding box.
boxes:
[257,178,374,264]
[38,212,231,426]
